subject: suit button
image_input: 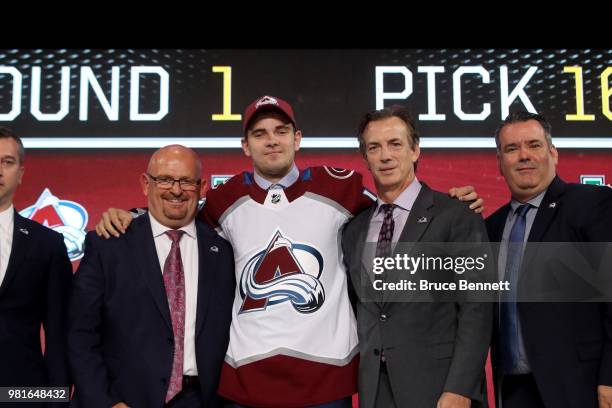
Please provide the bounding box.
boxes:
[373,349,380,356]
[168,337,174,345]
[161,378,167,384]
[379,314,387,322]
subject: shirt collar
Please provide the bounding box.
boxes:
[375,177,422,215]
[148,213,196,240]
[510,189,546,214]
[253,163,299,190]
[0,205,14,231]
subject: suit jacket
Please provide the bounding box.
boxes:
[486,176,612,408]
[0,210,72,391]
[342,183,493,408]
[68,215,235,408]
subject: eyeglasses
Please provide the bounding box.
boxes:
[146,173,201,191]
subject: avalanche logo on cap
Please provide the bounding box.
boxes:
[255,95,279,108]
[20,188,88,261]
[239,230,325,314]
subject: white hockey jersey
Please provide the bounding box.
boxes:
[202,166,374,407]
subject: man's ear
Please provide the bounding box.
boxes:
[550,144,559,166]
[199,179,209,198]
[363,152,371,171]
[294,130,302,152]
[140,173,150,196]
[411,143,420,164]
[241,137,252,157]
[18,165,24,184]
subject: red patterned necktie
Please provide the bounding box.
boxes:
[375,204,396,258]
[163,229,186,403]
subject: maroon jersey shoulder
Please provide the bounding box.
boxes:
[303,166,375,215]
[199,172,254,227]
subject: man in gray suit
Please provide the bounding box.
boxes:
[342,105,493,408]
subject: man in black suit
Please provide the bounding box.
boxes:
[0,127,72,405]
[342,106,493,408]
[68,145,235,408]
[486,111,612,408]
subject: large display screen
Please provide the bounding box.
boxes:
[1,49,610,147]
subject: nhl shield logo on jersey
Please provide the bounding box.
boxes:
[239,230,325,314]
[20,188,88,261]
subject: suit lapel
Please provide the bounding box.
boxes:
[382,185,435,307]
[129,216,173,332]
[0,211,30,298]
[355,208,373,270]
[396,184,435,244]
[488,204,511,243]
[353,206,385,307]
[195,221,216,339]
[527,176,564,244]
[345,205,382,305]
[356,206,375,278]
[520,176,564,280]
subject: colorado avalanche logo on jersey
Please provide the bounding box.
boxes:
[239,230,325,314]
[20,188,88,261]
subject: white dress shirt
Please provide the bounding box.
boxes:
[363,178,422,269]
[253,163,299,189]
[148,214,199,376]
[0,205,14,287]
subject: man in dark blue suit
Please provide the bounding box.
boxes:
[486,112,612,408]
[68,145,235,408]
[0,127,72,407]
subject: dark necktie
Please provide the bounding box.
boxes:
[500,203,531,373]
[163,229,186,402]
[375,204,396,258]
[375,204,395,362]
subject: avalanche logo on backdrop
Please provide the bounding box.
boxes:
[239,230,325,314]
[19,188,88,261]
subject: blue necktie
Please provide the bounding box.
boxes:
[500,203,531,373]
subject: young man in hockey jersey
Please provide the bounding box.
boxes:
[95,95,483,407]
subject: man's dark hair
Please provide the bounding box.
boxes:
[0,127,24,164]
[494,111,552,150]
[357,105,420,170]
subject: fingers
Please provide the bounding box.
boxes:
[460,192,479,202]
[109,209,126,235]
[94,208,133,239]
[469,198,485,214]
[102,212,121,238]
[118,211,132,231]
[449,186,475,199]
[95,222,110,239]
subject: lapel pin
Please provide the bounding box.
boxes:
[548,202,557,209]
[210,246,219,253]
[19,228,29,235]
[417,216,428,224]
